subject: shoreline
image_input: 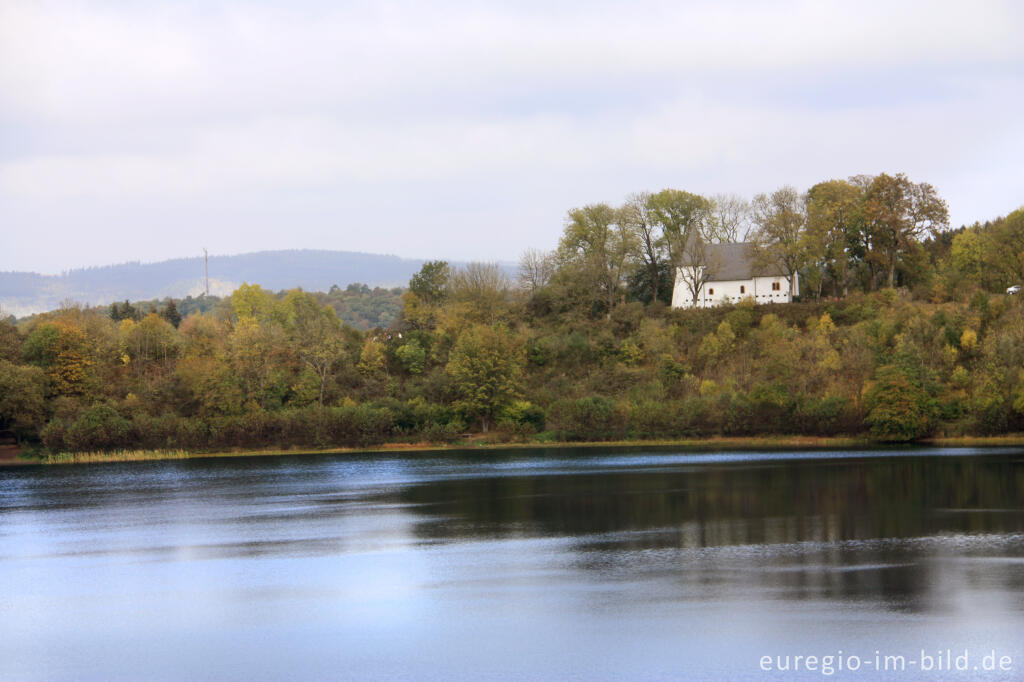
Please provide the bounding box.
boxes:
[13,433,1024,465]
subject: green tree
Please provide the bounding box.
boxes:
[22,321,96,397]
[557,203,637,316]
[446,324,525,431]
[225,316,286,408]
[647,189,714,273]
[404,261,452,329]
[0,360,48,438]
[395,338,427,374]
[118,313,181,372]
[620,192,667,303]
[409,260,451,305]
[110,300,137,322]
[806,179,863,296]
[230,283,282,323]
[162,299,182,328]
[979,207,1024,289]
[950,229,985,285]
[282,290,346,414]
[357,336,387,378]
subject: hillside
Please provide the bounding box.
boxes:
[0,250,510,317]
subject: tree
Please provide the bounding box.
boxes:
[357,335,388,378]
[647,189,714,269]
[22,321,95,397]
[709,194,752,243]
[409,260,451,305]
[806,179,863,296]
[620,192,666,302]
[950,229,987,288]
[225,316,286,409]
[557,203,637,317]
[282,290,346,416]
[404,261,452,329]
[446,324,524,432]
[162,299,182,328]
[749,186,815,298]
[0,360,47,438]
[517,248,556,294]
[978,207,1024,289]
[864,364,936,441]
[118,313,181,373]
[230,283,282,323]
[862,173,949,289]
[448,262,511,324]
[673,232,722,306]
[110,300,137,322]
[395,339,427,374]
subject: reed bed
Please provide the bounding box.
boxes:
[44,449,196,464]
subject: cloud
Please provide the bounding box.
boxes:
[1,0,1022,272]
[3,0,1020,123]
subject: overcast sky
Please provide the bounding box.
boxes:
[2,0,1022,274]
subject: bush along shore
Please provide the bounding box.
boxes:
[2,187,1024,461]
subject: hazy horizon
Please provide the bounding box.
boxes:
[3,0,1022,275]
[5,247,515,277]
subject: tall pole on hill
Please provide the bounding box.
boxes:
[204,248,209,296]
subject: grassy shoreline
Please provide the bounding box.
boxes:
[18,433,1024,465]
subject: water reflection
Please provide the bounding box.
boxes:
[1,448,1023,680]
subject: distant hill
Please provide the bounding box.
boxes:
[0,249,512,317]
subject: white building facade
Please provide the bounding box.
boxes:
[671,243,798,309]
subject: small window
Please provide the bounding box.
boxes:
[740,285,745,294]
[708,288,714,295]
[772,282,781,291]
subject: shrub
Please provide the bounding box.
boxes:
[864,366,937,441]
[496,400,546,433]
[548,396,627,441]
[64,404,131,451]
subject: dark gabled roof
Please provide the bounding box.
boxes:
[684,242,787,280]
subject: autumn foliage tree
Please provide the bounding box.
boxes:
[861,173,949,289]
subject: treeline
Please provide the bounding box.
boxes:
[102,282,402,332]
[1,174,1023,453]
[527,173,953,312]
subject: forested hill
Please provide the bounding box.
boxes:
[1,250,509,317]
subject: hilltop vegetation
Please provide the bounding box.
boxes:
[1,175,1023,455]
[100,282,403,332]
[0,249,490,317]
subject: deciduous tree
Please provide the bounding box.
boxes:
[750,186,815,298]
[0,360,47,438]
[806,179,863,296]
[557,203,637,317]
[862,173,949,289]
[446,324,524,431]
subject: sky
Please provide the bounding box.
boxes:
[1,0,1022,275]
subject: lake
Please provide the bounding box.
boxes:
[2,447,1023,680]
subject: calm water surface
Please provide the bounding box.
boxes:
[2,447,1024,680]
